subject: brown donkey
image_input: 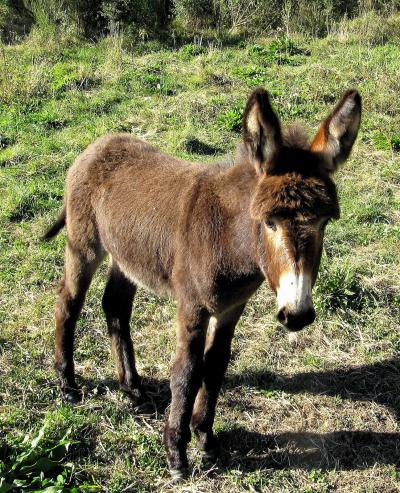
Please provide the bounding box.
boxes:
[45,88,361,479]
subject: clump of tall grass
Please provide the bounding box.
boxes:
[336,11,400,45]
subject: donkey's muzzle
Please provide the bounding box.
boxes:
[277,306,316,331]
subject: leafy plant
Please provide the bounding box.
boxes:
[217,106,242,132]
[179,43,206,59]
[248,37,308,67]
[0,426,98,492]
[50,63,97,93]
[231,64,269,86]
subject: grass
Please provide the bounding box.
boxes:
[0,25,399,492]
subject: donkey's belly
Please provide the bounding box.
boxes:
[114,257,174,297]
[97,207,176,297]
[102,233,175,297]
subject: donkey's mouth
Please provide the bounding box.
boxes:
[277,307,316,331]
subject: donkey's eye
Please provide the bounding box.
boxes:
[265,219,277,231]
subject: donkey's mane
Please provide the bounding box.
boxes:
[229,123,309,170]
[282,124,309,150]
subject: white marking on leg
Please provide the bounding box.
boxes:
[208,316,218,336]
[205,316,218,352]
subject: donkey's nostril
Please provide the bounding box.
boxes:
[277,308,287,325]
[277,307,316,331]
[287,308,316,331]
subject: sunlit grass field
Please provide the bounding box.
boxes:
[1,23,399,492]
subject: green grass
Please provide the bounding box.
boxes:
[1,27,399,492]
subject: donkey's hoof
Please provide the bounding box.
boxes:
[169,467,189,483]
[201,445,220,465]
[120,385,154,412]
[194,431,220,463]
[62,387,82,404]
[120,383,144,400]
[133,399,155,415]
[200,441,220,470]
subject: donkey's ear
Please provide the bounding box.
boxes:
[243,88,282,173]
[311,90,361,172]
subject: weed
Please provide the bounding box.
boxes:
[50,62,98,93]
[0,426,98,492]
[248,37,309,67]
[302,354,324,368]
[217,106,243,132]
[179,43,206,59]
[372,132,400,152]
[8,190,62,223]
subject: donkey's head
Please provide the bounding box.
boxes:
[243,88,361,331]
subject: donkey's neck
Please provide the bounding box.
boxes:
[212,159,262,276]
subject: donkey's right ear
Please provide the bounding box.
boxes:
[243,88,282,174]
[311,90,361,172]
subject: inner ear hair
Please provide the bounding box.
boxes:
[311,90,361,172]
[243,88,282,173]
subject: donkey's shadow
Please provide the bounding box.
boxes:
[226,358,400,420]
[220,358,400,470]
[217,428,400,471]
[81,358,400,470]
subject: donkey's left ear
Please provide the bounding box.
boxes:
[243,88,282,174]
[311,90,361,172]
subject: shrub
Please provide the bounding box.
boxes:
[173,0,281,32]
[12,1,167,41]
[173,0,400,37]
[2,0,400,44]
[101,0,169,37]
[173,0,216,28]
[179,43,206,59]
[0,0,34,42]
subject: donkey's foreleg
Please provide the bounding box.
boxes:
[55,244,102,403]
[164,304,210,480]
[102,262,145,405]
[190,304,246,462]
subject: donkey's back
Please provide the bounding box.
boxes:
[63,133,209,295]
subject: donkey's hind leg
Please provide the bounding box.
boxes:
[55,243,103,403]
[102,262,145,405]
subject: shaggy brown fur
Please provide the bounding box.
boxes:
[45,87,361,480]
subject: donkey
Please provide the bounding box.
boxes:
[44,87,361,479]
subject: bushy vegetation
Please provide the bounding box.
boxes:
[1,4,399,493]
[1,0,400,43]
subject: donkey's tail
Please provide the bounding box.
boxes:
[43,205,66,241]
